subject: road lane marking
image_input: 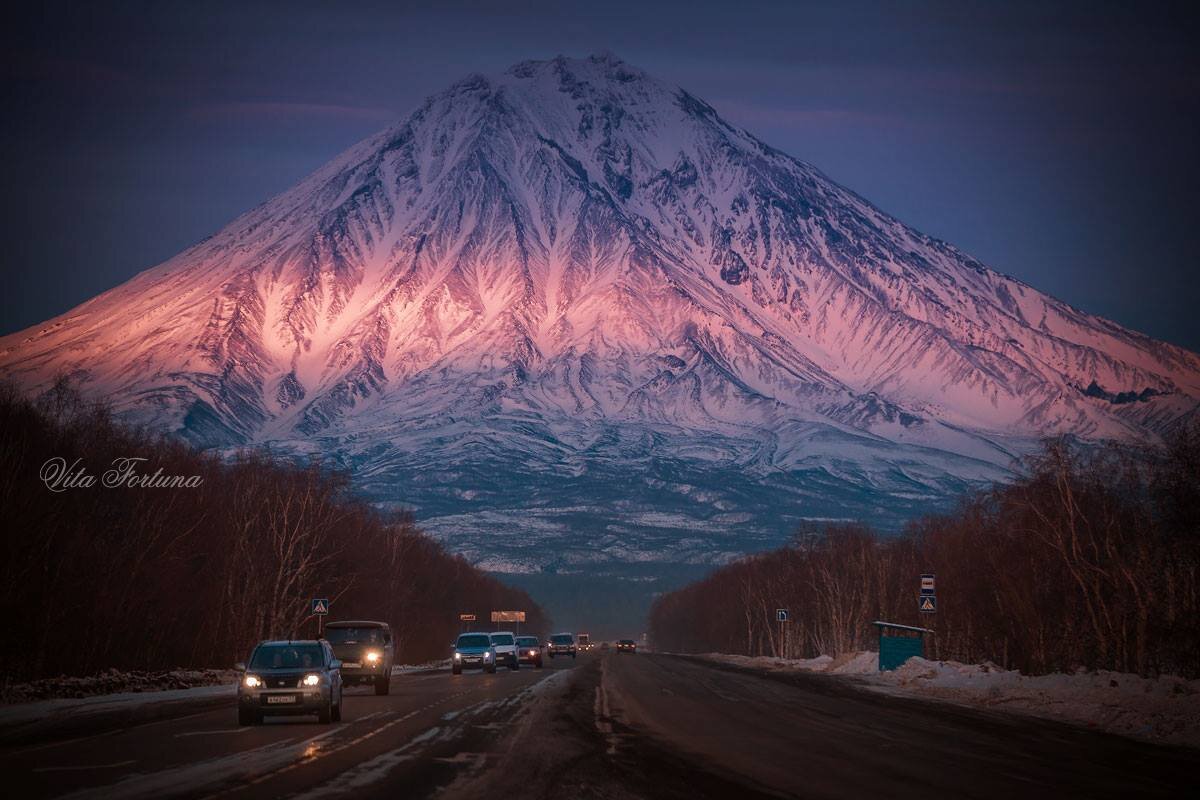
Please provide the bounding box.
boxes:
[594,660,618,755]
[33,760,137,772]
[175,728,251,738]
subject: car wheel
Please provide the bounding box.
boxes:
[374,675,390,696]
[238,706,254,726]
[452,665,462,675]
[332,694,343,722]
[536,659,543,669]
[572,653,577,659]
[318,696,332,724]
[486,663,496,674]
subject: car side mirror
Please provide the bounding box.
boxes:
[330,659,342,670]
[234,662,246,672]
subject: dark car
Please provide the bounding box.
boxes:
[453,632,498,674]
[323,620,395,695]
[617,639,637,653]
[236,640,343,725]
[515,635,543,668]
[547,632,577,659]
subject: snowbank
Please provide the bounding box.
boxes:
[1,668,237,704]
[698,652,1200,748]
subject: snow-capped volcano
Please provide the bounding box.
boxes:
[3,54,1198,569]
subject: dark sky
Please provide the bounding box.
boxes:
[2,1,1198,349]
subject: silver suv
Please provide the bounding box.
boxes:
[489,631,520,670]
[236,640,343,725]
[547,632,577,659]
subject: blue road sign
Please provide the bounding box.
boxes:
[311,598,330,615]
[776,608,790,622]
[918,595,937,613]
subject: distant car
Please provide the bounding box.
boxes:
[577,633,591,651]
[547,632,577,659]
[236,640,343,725]
[489,631,520,670]
[323,620,394,695]
[617,639,637,653]
[515,635,543,668]
[453,632,497,674]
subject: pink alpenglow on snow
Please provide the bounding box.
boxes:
[2,54,1198,564]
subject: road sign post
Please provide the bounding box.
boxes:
[311,598,330,636]
[918,573,936,615]
[775,609,790,657]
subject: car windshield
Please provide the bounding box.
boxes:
[324,627,383,645]
[457,634,491,648]
[551,634,574,644]
[249,644,325,670]
[515,637,539,647]
[620,640,635,645]
[490,634,515,645]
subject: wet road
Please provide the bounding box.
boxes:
[2,657,578,799]
[4,652,1198,799]
[453,652,1200,800]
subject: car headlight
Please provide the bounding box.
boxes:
[484,651,492,660]
[454,651,462,660]
[243,674,262,688]
[303,673,321,687]
[365,651,381,663]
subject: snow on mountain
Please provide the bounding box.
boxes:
[3,53,1197,569]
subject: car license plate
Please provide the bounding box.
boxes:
[266,695,296,704]
[343,662,361,668]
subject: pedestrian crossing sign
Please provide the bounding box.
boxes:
[919,595,937,613]
[312,598,330,615]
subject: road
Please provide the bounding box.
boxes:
[4,652,1197,799]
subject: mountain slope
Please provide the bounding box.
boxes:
[3,53,1198,570]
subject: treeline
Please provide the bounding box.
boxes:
[649,427,1200,678]
[0,382,547,684]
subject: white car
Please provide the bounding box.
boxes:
[489,631,520,670]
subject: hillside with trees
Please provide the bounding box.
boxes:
[0,382,547,684]
[649,428,1200,678]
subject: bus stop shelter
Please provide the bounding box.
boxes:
[873,621,934,671]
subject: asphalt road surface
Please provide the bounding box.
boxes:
[4,652,1197,799]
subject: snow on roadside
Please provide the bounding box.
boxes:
[697,652,1200,748]
[0,684,235,731]
[1,668,237,705]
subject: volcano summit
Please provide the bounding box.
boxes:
[3,54,1198,575]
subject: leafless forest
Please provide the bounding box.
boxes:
[0,383,547,684]
[649,427,1200,678]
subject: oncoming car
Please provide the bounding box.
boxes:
[515,635,543,668]
[547,632,577,659]
[236,640,343,725]
[323,620,394,695]
[489,631,520,670]
[453,632,497,674]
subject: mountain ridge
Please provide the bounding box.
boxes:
[3,52,1198,569]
